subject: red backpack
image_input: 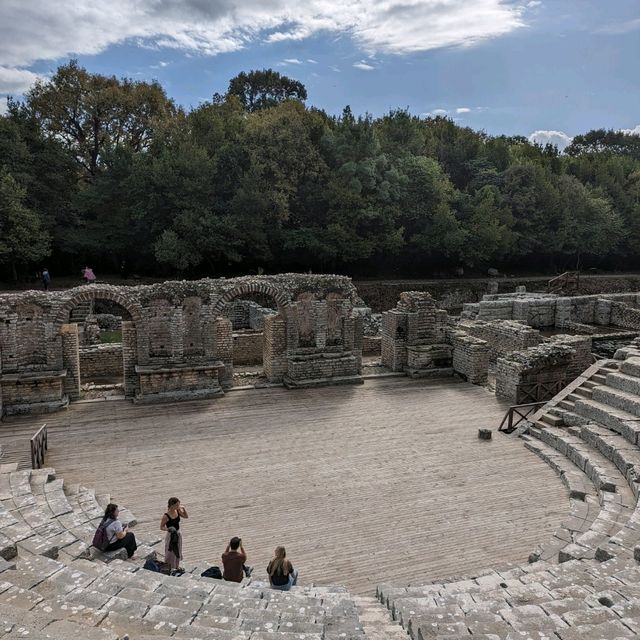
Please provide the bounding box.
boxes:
[92,518,112,550]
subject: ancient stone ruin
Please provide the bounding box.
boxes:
[0,274,364,415]
[381,291,452,376]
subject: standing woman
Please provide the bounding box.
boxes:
[160,497,188,571]
[267,546,298,591]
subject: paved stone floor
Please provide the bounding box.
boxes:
[0,377,568,595]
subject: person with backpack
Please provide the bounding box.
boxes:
[95,503,138,558]
[267,546,298,591]
[160,497,188,571]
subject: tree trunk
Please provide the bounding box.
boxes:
[11,261,17,282]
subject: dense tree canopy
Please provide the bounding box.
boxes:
[1,61,640,280]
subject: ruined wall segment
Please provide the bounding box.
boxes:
[381,292,453,377]
[0,274,364,415]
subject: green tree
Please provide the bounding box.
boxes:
[313,108,404,269]
[22,60,175,179]
[227,69,307,112]
[566,129,640,160]
[397,155,464,266]
[0,170,51,279]
[556,174,622,267]
[458,185,514,267]
[501,163,562,258]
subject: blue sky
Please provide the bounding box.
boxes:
[1,0,638,148]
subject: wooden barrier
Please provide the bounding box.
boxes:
[498,402,546,434]
[30,424,48,470]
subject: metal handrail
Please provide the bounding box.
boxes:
[30,424,48,470]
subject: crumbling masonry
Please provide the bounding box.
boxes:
[0,275,364,416]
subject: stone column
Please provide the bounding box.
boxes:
[214,317,233,389]
[122,321,138,398]
[60,323,81,400]
[263,314,287,382]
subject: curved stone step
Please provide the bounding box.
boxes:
[593,385,640,418]
[573,397,640,446]
[620,356,640,378]
[528,426,636,562]
[606,371,640,396]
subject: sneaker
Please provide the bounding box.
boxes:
[244,565,253,578]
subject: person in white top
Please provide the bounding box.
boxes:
[102,503,138,558]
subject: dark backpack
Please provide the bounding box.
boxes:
[143,558,174,575]
[92,518,112,551]
[201,566,223,580]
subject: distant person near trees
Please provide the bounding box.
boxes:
[41,268,50,290]
[82,266,96,283]
[222,536,253,582]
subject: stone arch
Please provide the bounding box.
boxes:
[55,286,143,326]
[212,283,290,314]
[54,286,143,401]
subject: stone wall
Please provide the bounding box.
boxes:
[0,274,365,414]
[448,331,490,384]
[232,332,263,366]
[457,319,543,362]
[79,344,123,380]
[362,336,381,356]
[546,334,593,380]
[381,292,452,377]
[495,343,575,403]
[355,274,640,313]
[224,300,276,331]
[0,372,68,415]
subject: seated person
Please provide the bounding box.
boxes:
[222,536,253,582]
[267,546,298,591]
[103,503,138,558]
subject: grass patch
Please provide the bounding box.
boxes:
[100,330,122,344]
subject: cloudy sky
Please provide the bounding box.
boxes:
[1,0,638,149]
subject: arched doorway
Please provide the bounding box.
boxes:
[212,283,289,386]
[56,287,143,400]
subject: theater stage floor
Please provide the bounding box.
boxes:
[1,377,568,595]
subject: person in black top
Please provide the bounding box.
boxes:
[160,497,188,570]
[267,546,298,591]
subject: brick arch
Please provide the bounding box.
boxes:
[212,283,290,314]
[55,286,144,326]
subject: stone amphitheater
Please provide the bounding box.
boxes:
[3,275,640,638]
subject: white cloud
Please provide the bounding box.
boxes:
[329,65,341,73]
[528,129,573,150]
[353,61,375,71]
[0,66,44,95]
[283,58,303,64]
[456,107,471,114]
[430,108,448,115]
[0,1,527,79]
[621,125,640,136]
[0,97,8,115]
[307,58,318,64]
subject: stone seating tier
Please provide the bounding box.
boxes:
[0,465,374,639]
[376,352,640,638]
[12,351,640,638]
